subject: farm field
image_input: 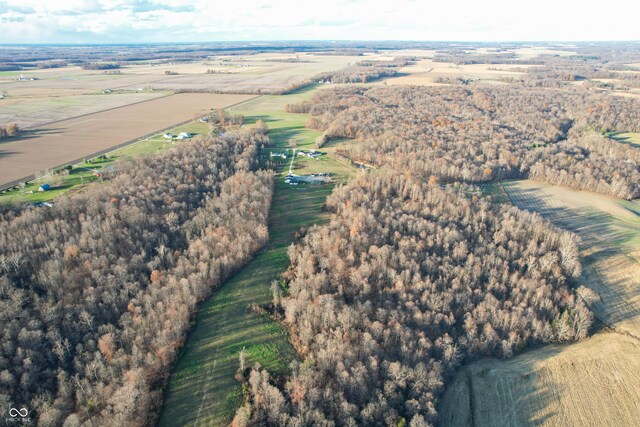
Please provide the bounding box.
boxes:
[0,91,168,128]
[141,55,354,93]
[0,121,210,206]
[0,93,255,189]
[159,89,358,427]
[0,52,359,129]
[502,180,640,337]
[376,53,534,86]
[440,332,640,427]
[440,181,640,426]
[445,179,640,426]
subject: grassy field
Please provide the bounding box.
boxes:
[613,132,640,146]
[440,331,640,427]
[159,89,359,426]
[0,121,210,206]
[480,181,511,204]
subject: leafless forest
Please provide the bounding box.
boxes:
[293,85,640,198]
[234,172,591,426]
[0,129,273,425]
[1,41,640,426]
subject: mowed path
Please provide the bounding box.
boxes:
[159,183,333,426]
[159,90,358,426]
[0,93,255,189]
[502,180,640,337]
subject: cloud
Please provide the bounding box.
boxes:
[0,0,638,43]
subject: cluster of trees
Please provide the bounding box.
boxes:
[292,85,640,199]
[0,123,19,140]
[433,51,523,65]
[203,109,246,129]
[0,130,275,425]
[0,64,21,71]
[315,66,398,84]
[80,63,120,70]
[527,132,640,199]
[356,57,414,68]
[235,172,591,426]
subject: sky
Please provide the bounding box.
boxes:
[0,0,638,44]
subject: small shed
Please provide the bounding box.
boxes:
[38,184,51,192]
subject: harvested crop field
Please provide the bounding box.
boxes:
[0,93,256,188]
[0,91,167,128]
[502,180,640,337]
[440,332,640,427]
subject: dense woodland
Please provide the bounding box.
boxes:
[0,130,274,425]
[235,172,591,426]
[292,85,640,199]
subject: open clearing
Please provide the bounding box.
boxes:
[440,332,640,427]
[0,93,255,189]
[159,88,358,427]
[502,180,640,337]
[613,132,640,146]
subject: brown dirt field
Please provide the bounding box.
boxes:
[440,332,640,427]
[0,92,167,128]
[502,180,640,338]
[0,93,255,188]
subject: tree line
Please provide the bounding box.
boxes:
[0,129,274,425]
[234,172,591,426]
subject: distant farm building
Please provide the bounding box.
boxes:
[177,132,193,139]
[162,133,174,139]
[284,172,332,185]
[38,184,51,192]
[270,152,287,159]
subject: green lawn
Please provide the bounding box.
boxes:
[612,132,640,146]
[159,90,358,426]
[481,181,511,204]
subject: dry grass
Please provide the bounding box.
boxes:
[440,332,640,427]
[440,180,640,426]
[0,93,256,188]
[502,180,640,337]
